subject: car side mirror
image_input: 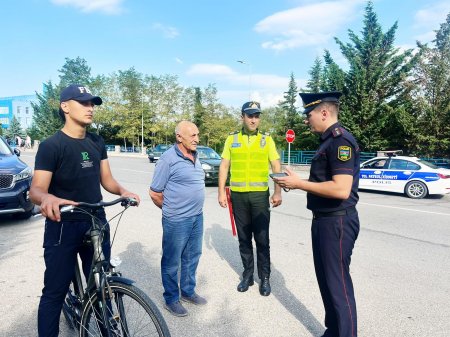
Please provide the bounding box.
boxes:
[13,148,21,156]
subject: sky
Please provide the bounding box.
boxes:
[1,0,449,109]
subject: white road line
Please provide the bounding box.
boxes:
[285,191,450,216]
[358,201,450,216]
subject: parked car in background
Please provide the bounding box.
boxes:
[0,137,34,219]
[359,154,450,199]
[196,145,225,185]
[147,144,172,163]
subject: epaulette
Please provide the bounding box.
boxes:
[331,127,343,138]
[259,131,270,136]
[229,131,239,135]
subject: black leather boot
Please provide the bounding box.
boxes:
[259,277,271,296]
[237,278,254,292]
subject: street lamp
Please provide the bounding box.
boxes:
[237,60,252,100]
[141,97,145,154]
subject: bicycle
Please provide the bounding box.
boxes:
[37,197,171,337]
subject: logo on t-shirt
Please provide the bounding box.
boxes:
[81,151,93,168]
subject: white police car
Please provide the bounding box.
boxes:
[359,153,450,199]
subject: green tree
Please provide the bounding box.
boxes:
[201,84,239,149]
[144,74,183,145]
[330,1,418,151]
[193,87,205,136]
[322,50,346,92]
[411,13,450,156]
[29,81,63,140]
[307,58,323,92]
[58,57,93,87]
[91,74,122,144]
[115,67,145,148]
[29,58,96,141]
[274,73,315,150]
[5,116,26,142]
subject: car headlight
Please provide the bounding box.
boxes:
[202,163,212,170]
[13,167,33,183]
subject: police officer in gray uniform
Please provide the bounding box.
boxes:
[273,92,360,337]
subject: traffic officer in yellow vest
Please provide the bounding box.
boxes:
[218,101,282,296]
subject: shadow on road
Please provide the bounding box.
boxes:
[205,223,325,337]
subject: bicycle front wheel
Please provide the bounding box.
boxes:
[79,282,171,337]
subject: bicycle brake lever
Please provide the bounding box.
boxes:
[123,198,138,207]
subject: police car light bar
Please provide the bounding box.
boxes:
[383,150,403,157]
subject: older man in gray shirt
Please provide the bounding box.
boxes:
[149,120,206,317]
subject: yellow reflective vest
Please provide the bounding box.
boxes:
[224,131,277,192]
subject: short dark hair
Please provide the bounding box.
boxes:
[58,107,66,122]
[319,101,339,115]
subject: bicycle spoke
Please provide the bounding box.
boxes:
[80,283,170,337]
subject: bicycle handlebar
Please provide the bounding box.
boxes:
[60,197,138,213]
[33,197,138,217]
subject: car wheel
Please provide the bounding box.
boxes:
[404,181,428,199]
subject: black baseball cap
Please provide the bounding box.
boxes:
[60,84,102,105]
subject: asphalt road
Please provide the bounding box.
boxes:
[1,152,449,337]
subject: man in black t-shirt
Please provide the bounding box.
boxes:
[30,84,140,337]
[273,92,360,337]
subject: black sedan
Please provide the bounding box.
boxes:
[196,146,223,185]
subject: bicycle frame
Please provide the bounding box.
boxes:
[51,197,171,337]
[62,198,137,335]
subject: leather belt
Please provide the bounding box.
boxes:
[312,206,356,219]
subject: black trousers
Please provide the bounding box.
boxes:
[38,218,110,337]
[312,211,359,337]
[231,190,270,280]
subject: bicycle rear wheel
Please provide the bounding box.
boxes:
[79,282,171,337]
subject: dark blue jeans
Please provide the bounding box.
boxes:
[161,213,203,305]
[38,218,110,337]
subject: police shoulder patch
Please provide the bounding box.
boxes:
[332,127,343,138]
[337,146,351,161]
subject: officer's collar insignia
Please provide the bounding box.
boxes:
[332,127,342,137]
[338,146,351,161]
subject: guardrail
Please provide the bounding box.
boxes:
[420,158,450,169]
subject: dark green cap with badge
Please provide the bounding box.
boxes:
[241,101,261,115]
[299,91,342,114]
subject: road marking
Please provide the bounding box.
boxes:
[358,201,450,216]
[363,227,450,248]
[286,191,450,216]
